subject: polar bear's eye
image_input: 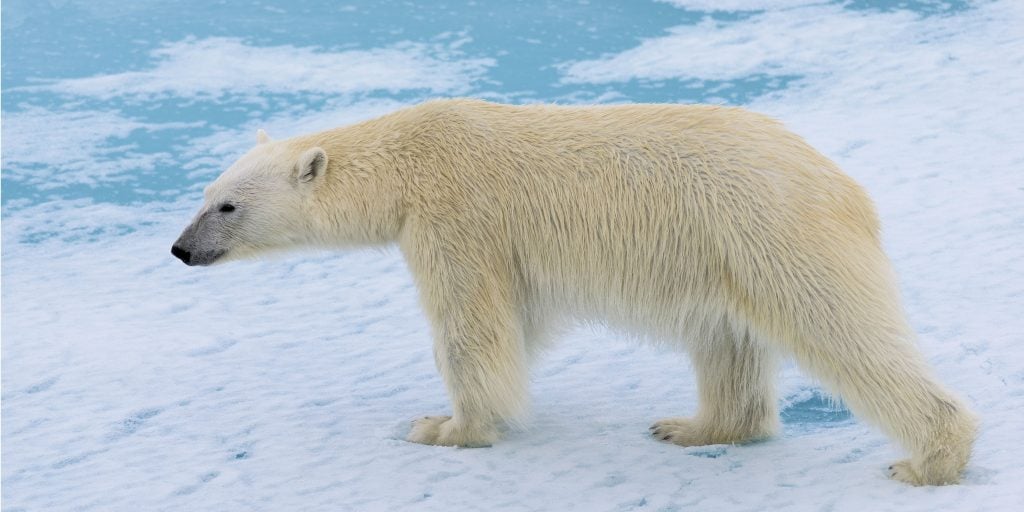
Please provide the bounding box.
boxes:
[219,203,236,213]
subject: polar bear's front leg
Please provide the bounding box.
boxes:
[404,247,529,447]
[406,310,529,447]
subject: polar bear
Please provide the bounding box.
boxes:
[172,99,976,485]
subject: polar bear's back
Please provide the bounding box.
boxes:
[405,100,877,238]
[394,100,884,339]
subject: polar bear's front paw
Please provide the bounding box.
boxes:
[889,460,922,485]
[650,416,771,446]
[888,457,965,486]
[407,415,496,447]
[650,417,712,446]
[407,415,447,444]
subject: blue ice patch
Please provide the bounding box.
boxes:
[781,390,853,432]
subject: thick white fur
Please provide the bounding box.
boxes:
[190,99,977,485]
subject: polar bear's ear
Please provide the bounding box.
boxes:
[296,147,328,184]
[256,129,271,144]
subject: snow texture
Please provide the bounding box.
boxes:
[26,37,493,101]
[0,108,201,189]
[3,1,1023,511]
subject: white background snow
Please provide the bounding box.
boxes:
[3,1,1023,510]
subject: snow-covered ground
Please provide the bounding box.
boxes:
[3,1,1023,510]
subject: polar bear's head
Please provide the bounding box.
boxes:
[171,130,329,266]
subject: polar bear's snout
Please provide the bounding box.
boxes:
[170,245,192,265]
[169,237,225,266]
[171,216,227,266]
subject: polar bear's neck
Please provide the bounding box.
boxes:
[288,115,414,248]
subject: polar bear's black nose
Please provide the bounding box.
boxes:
[171,245,192,265]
